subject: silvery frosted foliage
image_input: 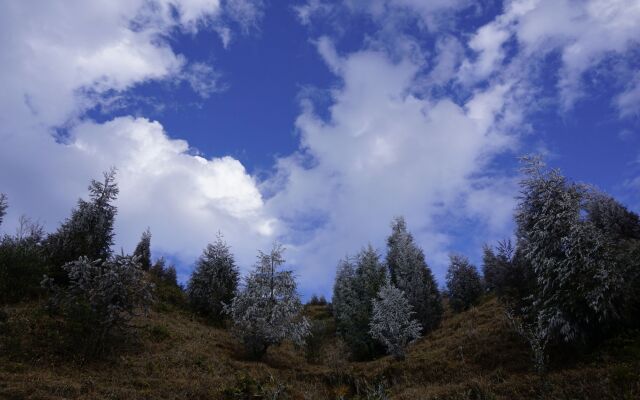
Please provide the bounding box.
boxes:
[187,234,239,321]
[224,244,309,358]
[369,283,422,360]
[133,228,152,271]
[43,254,153,355]
[0,193,7,227]
[515,156,627,343]
[46,169,119,282]
[386,216,442,333]
[446,254,483,313]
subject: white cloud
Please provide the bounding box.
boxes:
[0,0,271,282]
[264,39,519,294]
[459,0,640,111]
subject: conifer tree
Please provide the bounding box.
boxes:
[515,156,628,343]
[332,256,357,339]
[386,216,442,333]
[45,169,119,282]
[446,254,483,313]
[187,233,239,322]
[133,228,152,271]
[369,283,422,360]
[224,244,309,359]
[335,245,387,360]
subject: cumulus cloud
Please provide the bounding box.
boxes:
[264,39,519,294]
[0,0,270,281]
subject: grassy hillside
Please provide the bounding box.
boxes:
[1,297,639,399]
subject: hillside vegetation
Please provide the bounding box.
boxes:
[2,296,638,399]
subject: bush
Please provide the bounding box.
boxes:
[446,254,483,313]
[308,294,328,306]
[0,216,47,304]
[43,255,153,357]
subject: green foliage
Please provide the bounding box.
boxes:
[386,216,443,333]
[446,254,483,313]
[333,245,387,360]
[0,216,47,304]
[187,234,239,322]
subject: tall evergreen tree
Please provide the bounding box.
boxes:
[45,169,119,282]
[515,156,627,343]
[187,233,239,322]
[0,193,7,227]
[224,244,308,359]
[386,216,443,333]
[133,228,152,271]
[336,245,387,360]
[332,256,357,338]
[446,254,483,313]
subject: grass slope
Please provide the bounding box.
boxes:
[1,297,639,399]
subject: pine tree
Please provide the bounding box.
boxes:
[45,169,119,283]
[446,254,483,313]
[224,244,309,359]
[133,228,152,271]
[0,193,7,227]
[386,216,442,333]
[369,283,422,360]
[187,233,239,322]
[482,239,535,310]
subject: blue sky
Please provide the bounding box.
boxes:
[1,0,639,298]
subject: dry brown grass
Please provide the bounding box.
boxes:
[1,297,638,399]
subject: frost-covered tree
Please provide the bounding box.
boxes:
[0,193,7,227]
[133,228,152,271]
[515,156,628,343]
[45,169,119,283]
[43,254,153,356]
[187,234,239,322]
[386,216,442,333]
[369,283,422,360]
[224,244,309,359]
[446,254,483,313]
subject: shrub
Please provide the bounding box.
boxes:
[0,216,47,304]
[43,255,153,357]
